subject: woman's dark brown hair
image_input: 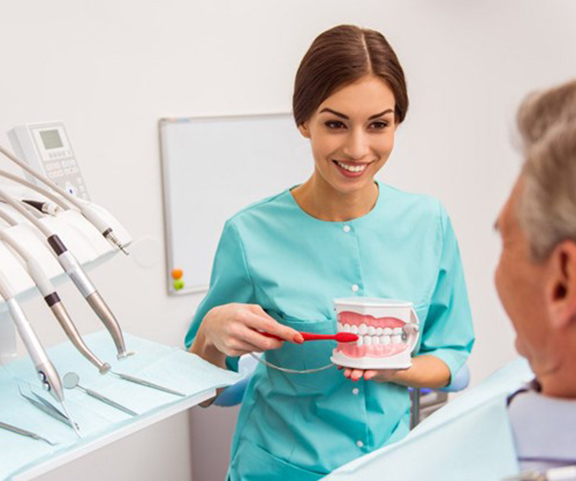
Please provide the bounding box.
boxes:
[293,25,408,126]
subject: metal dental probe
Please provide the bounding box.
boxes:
[63,372,138,416]
[111,371,186,397]
[0,187,131,359]
[0,144,129,254]
[0,420,57,446]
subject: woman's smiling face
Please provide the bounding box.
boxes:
[298,75,397,195]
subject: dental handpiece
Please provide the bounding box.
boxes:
[0,272,64,403]
[0,189,130,359]
[0,144,128,254]
[47,234,129,359]
[0,235,110,372]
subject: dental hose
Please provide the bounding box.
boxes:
[0,169,68,210]
[0,143,128,254]
[248,353,335,374]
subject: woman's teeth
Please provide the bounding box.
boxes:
[335,161,367,173]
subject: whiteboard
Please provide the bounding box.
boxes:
[159,114,313,295]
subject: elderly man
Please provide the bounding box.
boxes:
[495,79,576,476]
[325,80,576,481]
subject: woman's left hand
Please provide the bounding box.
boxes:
[339,355,452,388]
[342,367,403,383]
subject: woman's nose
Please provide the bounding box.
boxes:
[342,129,370,160]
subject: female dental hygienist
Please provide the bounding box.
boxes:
[186,24,475,480]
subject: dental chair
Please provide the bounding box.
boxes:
[214,354,470,429]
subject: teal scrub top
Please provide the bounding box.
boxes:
[185,183,475,481]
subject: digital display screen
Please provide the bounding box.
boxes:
[39,129,63,150]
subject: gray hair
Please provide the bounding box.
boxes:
[516,79,576,261]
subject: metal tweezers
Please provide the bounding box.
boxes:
[0,420,56,446]
[18,386,79,432]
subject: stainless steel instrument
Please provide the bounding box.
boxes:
[63,372,137,417]
[111,371,186,397]
[18,386,81,438]
[0,420,56,446]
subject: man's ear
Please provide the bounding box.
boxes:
[298,122,311,139]
[546,240,576,330]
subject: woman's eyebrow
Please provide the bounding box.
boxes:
[319,108,394,120]
[319,108,349,119]
[369,109,394,119]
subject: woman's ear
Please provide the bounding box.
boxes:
[546,241,576,330]
[298,122,311,139]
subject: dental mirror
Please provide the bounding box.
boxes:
[63,372,138,416]
[63,372,80,389]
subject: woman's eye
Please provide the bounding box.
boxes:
[325,120,346,130]
[370,121,389,130]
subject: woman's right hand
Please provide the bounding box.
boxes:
[198,303,304,358]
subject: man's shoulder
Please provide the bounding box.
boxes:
[418,358,534,432]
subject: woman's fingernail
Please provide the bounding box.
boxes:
[294,334,304,344]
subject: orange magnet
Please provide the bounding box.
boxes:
[172,268,183,280]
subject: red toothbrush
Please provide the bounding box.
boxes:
[260,331,359,343]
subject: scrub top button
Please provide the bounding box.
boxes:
[352,284,359,292]
[356,440,364,448]
[343,225,351,233]
[352,388,359,395]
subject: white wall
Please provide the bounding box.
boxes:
[1,1,575,480]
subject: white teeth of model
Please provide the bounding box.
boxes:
[357,336,364,346]
[383,328,392,335]
[392,335,402,344]
[381,336,391,345]
[344,324,351,332]
[393,327,403,335]
[376,327,383,336]
[351,325,359,334]
[364,336,371,345]
[373,336,380,345]
[359,324,368,335]
[367,326,375,335]
[337,322,343,331]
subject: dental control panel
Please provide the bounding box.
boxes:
[8,121,90,200]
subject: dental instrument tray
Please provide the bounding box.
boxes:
[0,332,241,481]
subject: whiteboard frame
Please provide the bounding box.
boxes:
[158,112,295,296]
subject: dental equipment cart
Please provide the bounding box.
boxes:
[0,195,240,480]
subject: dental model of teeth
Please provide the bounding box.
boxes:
[331,298,420,370]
